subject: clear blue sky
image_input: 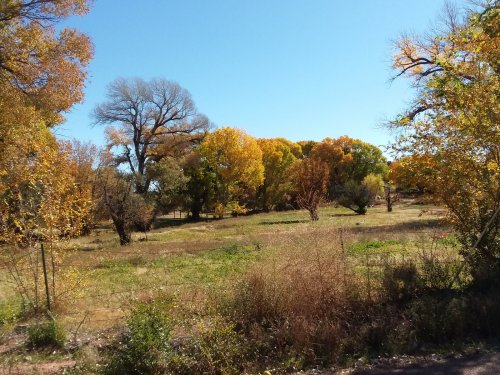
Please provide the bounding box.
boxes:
[56,0,466,152]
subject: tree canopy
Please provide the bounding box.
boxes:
[390,0,500,283]
[94,78,210,195]
[199,127,264,209]
[0,0,93,125]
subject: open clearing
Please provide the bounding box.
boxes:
[0,201,453,372]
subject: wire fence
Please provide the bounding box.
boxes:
[0,226,462,334]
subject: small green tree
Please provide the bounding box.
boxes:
[338,180,377,215]
[95,168,151,245]
[182,151,218,220]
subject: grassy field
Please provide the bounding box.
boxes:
[0,201,460,373]
[1,201,450,330]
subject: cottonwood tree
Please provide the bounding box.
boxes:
[0,85,94,309]
[311,136,388,200]
[0,0,93,126]
[65,140,98,235]
[297,140,317,158]
[94,166,152,246]
[94,78,210,195]
[0,0,93,246]
[148,157,189,216]
[390,1,500,283]
[182,151,218,220]
[0,1,93,310]
[199,127,264,216]
[257,138,301,211]
[310,138,353,199]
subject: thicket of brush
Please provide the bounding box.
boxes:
[104,230,500,374]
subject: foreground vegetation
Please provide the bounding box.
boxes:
[2,202,499,374]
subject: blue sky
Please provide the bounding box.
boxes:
[56,0,467,152]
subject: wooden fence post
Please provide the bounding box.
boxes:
[40,242,51,313]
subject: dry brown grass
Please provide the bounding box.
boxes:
[220,228,377,365]
[215,225,475,367]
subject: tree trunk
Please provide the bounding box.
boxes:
[112,218,131,245]
[309,208,319,221]
[385,186,393,212]
[190,201,202,221]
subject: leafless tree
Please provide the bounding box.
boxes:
[93,77,210,194]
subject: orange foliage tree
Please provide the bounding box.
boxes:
[311,136,388,200]
[293,158,329,221]
[0,0,93,125]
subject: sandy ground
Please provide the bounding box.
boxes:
[352,352,500,375]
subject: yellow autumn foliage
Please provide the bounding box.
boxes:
[200,127,264,207]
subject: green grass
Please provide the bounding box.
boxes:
[0,202,462,373]
[348,239,406,255]
[0,202,451,334]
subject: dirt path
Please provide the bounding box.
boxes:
[0,360,76,375]
[348,352,500,375]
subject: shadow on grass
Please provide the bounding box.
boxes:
[329,213,358,217]
[259,220,309,225]
[153,217,219,230]
[348,218,449,234]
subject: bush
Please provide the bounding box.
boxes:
[214,203,225,219]
[218,229,388,366]
[382,262,421,302]
[216,231,500,368]
[106,298,249,375]
[106,299,174,375]
[337,180,375,215]
[167,316,249,375]
[227,201,247,217]
[27,319,66,348]
[418,249,467,290]
[363,173,384,197]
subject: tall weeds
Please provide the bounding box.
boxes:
[106,229,500,373]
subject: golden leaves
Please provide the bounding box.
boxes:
[0,0,93,124]
[200,127,264,203]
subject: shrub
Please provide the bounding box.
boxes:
[0,301,20,326]
[227,201,247,217]
[214,202,225,219]
[107,299,174,375]
[382,262,421,302]
[337,180,375,215]
[167,316,249,375]
[216,231,495,368]
[363,173,384,197]
[107,298,249,375]
[27,319,66,348]
[418,248,467,290]
[219,229,388,366]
